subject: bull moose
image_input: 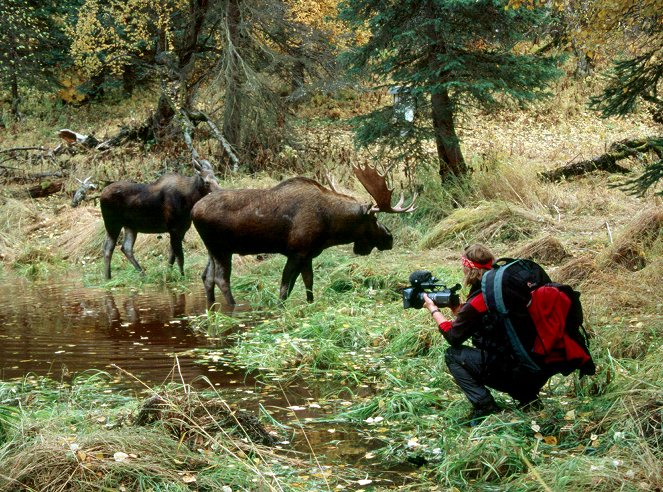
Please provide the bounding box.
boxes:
[192,165,417,305]
[100,159,220,279]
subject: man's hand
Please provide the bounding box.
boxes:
[422,293,437,312]
[423,293,449,326]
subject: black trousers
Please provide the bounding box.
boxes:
[445,345,550,407]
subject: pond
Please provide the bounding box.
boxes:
[0,275,247,388]
[0,274,418,486]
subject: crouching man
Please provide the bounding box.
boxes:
[423,243,553,426]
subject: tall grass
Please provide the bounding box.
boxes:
[0,372,330,491]
[188,175,661,490]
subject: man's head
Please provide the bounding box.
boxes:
[461,243,494,286]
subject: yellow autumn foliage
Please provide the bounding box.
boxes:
[508,0,663,52]
[506,0,662,72]
[57,74,88,104]
[68,0,186,77]
[286,0,369,46]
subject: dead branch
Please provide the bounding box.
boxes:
[186,109,240,171]
[71,176,97,207]
[176,109,201,162]
[25,179,65,199]
[539,137,661,182]
[0,146,51,154]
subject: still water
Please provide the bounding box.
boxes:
[0,274,416,485]
[0,275,246,387]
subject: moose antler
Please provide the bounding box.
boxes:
[325,172,341,194]
[352,164,417,213]
[193,157,221,191]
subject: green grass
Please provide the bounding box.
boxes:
[0,79,661,491]
[185,238,661,491]
[0,372,333,491]
[1,190,660,491]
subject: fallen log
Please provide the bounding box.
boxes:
[0,146,50,154]
[26,179,65,198]
[3,170,66,185]
[539,137,662,182]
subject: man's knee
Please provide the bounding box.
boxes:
[444,345,463,366]
[444,346,482,380]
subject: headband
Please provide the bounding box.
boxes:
[461,255,493,270]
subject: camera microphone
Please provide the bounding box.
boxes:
[408,270,434,286]
[402,271,461,309]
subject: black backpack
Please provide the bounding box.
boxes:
[481,258,595,376]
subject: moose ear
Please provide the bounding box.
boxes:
[359,203,373,215]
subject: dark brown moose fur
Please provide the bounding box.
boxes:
[100,164,219,279]
[192,177,394,305]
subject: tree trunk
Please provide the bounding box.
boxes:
[149,0,210,142]
[9,55,20,119]
[122,64,137,95]
[539,138,660,182]
[424,4,466,181]
[223,76,242,149]
[290,43,305,103]
[431,87,466,179]
[152,94,176,141]
[572,42,593,78]
[223,0,243,149]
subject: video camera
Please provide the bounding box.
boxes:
[402,270,461,310]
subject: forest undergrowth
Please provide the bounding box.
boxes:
[0,81,661,491]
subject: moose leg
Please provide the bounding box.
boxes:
[120,227,144,274]
[300,258,314,303]
[280,256,304,301]
[212,254,235,306]
[103,228,121,280]
[168,232,185,275]
[202,256,216,305]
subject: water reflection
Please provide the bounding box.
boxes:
[0,275,415,483]
[0,275,248,387]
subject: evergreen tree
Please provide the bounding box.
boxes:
[590,53,662,196]
[338,0,561,180]
[587,4,662,196]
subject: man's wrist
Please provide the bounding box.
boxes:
[430,309,441,315]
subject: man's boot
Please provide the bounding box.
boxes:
[466,400,501,427]
[517,397,544,412]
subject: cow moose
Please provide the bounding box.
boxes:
[100,159,221,279]
[192,165,417,305]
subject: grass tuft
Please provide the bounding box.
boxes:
[0,373,314,491]
[598,206,663,271]
[552,255,597,287]
[510,235,571,266]
[419,200,550,249]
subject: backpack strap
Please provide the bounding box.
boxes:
[482,260,542,373]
